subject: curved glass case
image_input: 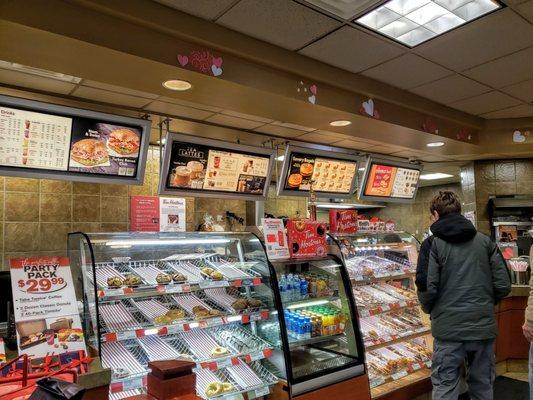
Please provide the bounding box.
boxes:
[68,231,282,399]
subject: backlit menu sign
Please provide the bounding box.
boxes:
[358,157,422,203]
[277,145,359,198]
[159,133,275,200]
[0,95,150,184]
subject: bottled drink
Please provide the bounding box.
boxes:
[279,275,288,302]
[287,274,294,301]
[300,277,308,299]
[304,317,312,339]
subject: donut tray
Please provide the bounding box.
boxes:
[162,260,203,283]
[93,264,126,288]
[209,325,272,355]
[109,389,145,400]
[137,335,187,362]
[175,329,233,360]
[99,299,151,332]
[101,340,148,377]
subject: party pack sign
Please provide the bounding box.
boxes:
[286,219,328,259]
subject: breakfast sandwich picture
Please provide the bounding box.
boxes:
[69,138,109,167]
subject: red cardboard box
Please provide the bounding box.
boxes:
[329,209,358,234]
[286,219,328,258]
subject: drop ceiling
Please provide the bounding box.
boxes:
[152,0,533,119]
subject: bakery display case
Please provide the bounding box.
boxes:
[328,231,432,399]
[260,255,366,398]
[68,231,281,399]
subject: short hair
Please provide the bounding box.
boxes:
[430,191,461,217]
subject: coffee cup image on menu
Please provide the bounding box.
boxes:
[172,165,192,187]
[70,138,109,166]
[107,128,140,155]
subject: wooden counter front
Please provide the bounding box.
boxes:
[496,293,529,362]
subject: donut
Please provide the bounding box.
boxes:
[232,299,248,311]
[172,273,187,282]
[107,276,123,287]
[205,382,223,397]
[294,220,306,232]
[247,298,262,308]
[210,271,224,280]
[211,346,228,357]
[156,273,172,284]
[222,382,234,393]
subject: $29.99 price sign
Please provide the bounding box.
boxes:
[18,267,67,294]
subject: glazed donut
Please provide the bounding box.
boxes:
[211,346,228,357]
[205,382,223,397]
[222,382,234,393]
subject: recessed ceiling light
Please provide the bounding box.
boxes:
[355,0,502,47]
[427,141,445,147]
[276,155,285,161]
[358,167,366,171]
[420,172,454,180]
[156,138,166,145]
[329,120,352,127]
[162,79,192,91]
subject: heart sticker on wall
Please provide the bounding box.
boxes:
[211,65,223,77]
[360,99,380,119]
[308,95,316,104]
[212,57,223,68]
[177,54,189,67]
[309,85,317,95]
[296,81,318,104]
[513,130,530,143]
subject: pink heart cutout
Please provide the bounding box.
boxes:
[309,85,317,95]
[177,54,189,67]
[373,109,380,120]
[212,57,223,68]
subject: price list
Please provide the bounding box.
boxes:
[0,106,72,171]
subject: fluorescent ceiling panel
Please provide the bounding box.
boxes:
[356,0,502,47]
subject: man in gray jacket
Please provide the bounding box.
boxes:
[419,191,511,400]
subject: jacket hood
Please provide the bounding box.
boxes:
[430,213,477,243]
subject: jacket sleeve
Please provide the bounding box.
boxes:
[415,237,432,292]
[489,241,511,303]
[419,239,440,314]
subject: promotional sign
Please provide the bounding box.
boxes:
[261,218,290,260]
[159,133,275,201]
[0,95,150,184]
[0,338,5,363]
[277,145,359,198]
[10,257,86,357]
[130,196,186,232]
[359,157,422,203]
[329,210,358,234]
[286,219,328,259]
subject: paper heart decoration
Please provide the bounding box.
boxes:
[423,118,439,134]
[308,95,316,104]
[456,128,472,141]
[513,130,530,143]
[212,57,223,68]
[211,65,223,76]
[177,54,188,67]
[360,99,380,119]
[309,85,317,95]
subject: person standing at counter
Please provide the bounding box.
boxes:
[521,232,533,400]
[418,191,511,400]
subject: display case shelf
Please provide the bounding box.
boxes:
[288,332,344,348]
[365,328,431,351]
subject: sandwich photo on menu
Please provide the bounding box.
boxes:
[70,139,109,167]
[107,128,140,156]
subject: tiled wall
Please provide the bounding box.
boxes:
[265,186,308,219]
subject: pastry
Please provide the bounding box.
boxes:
[166,309,185,320]
[210,271,224,281]
[123,274,141,286]
[222,383,234,393]
[172,273,187,283]
[205,382,223,397]
[232,299,248,311]
[247,298,262,308]
[154,315,172,325]
[211,346,228,357]
[209,309,222,317]
[107,276,123,287]
[201,267,214,276]
[299,162,313,177]
[287,173,302,188]
[156,273,172,284]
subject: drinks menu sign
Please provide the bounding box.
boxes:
[359,157,422,203]
[159,133,275,200]
[0,95,150,184]
[277,145,359,199]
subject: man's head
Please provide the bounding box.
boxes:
[430,191,461,221]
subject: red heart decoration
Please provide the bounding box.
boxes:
[502,247,514,260]
[212,57,223,68]
[309,84,317,95]
[177,54,189,67]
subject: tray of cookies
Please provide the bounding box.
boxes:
[162,260,203,283]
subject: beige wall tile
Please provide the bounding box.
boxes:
[73,182,100,195]
[517,180,533,195]
[515,161,533,181]
[40,223,71,251]
[101,196,128,222]
[101,184,128,197]
[5,192,39,221]
[5,177,39,192]
[495,181,517,195]
[5,222,39,252]
[72,222,101,233]
[40,180,72,194]
[100,223,128,232]
[129,181,152,196]
[73,195,100,222]
[495,161,516,182]
[40,194,72,222]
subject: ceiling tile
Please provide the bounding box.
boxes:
[158,96,222,112]
[372,144,410,154]
[515,1,533,23]
[152,0,237,20]
[299,26,404,73]
[333,139,380,150]
[463,46,533,88]
[414,9,533,71]
[501,79,533,103]
[361,54,452,90]
[254,124,312,138]
[220,110,274,123]
[71,86,152,108]
[448,91,522,115]
[296,131,349,143]
[204,114,266,129]
[0,68,76,94]
[271,121,316,132]
[216,0,341,50]
[304,0,383,20]
[81,80,159,99]
[480,104,533,118]
[409,74,492,104]
[144,100,215,120]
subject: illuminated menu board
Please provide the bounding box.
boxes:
[277,145,359,198]
[0,95,150,184]
[159,133,275,200]
[359,157,422,203]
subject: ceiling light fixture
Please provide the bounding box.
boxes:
[156,138,166,145]
[358,167,366,171]
[162,79,192,91]
[329,120,352,127]
[276,155,285,162]
[420,172,454,180]
[427,141,445,147]
[355,0,503,47]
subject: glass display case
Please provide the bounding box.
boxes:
[259,255,366,397]
[328,231,432,399]
[68,231,281,399]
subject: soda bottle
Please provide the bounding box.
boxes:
[279,275,288,302]
[286,274,293,302]
[304,317,312,339]
[300,276,308,299]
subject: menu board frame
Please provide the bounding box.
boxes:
[158,132,276,200]
[358,156,423,203]
[0,95,151,184]
[276,145,360,199]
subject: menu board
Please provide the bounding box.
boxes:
[277,145,359,198]
[159,133,275,200]
[0,95,150,184]
[359,157,422,203]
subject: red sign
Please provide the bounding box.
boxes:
[329,210,358,234]
[286,219,328,258]
[130,196,159,231]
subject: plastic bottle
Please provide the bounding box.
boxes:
[292,275,300,301]
[300,276,308,300]
[279,275,287,302]
[287,274,294,301]
[304,317,312,339]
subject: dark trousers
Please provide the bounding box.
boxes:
[432,339,495,400]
